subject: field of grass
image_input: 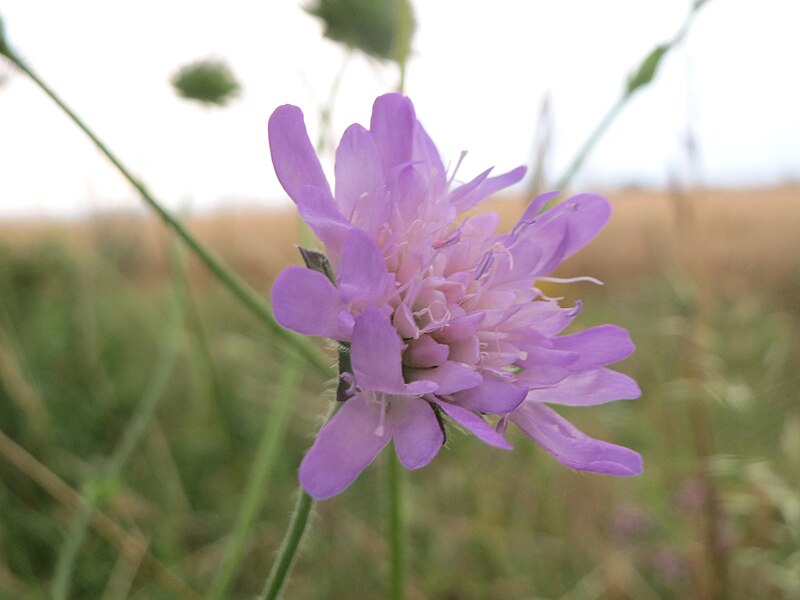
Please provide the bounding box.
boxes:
[1,185,799,599]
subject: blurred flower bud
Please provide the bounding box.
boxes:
[171,59,241,107]
[306,0,415,65]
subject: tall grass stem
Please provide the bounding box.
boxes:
[51,246,186,600]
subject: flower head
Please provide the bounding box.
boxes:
[270,94,642,499]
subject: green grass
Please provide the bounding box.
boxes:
[1,230,799,599]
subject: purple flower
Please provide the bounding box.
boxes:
[269,94,642,499]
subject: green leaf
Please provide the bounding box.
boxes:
[306,0,416,65]
[0,14,10,58]
[171,59,241,107]
[626,44,668,95]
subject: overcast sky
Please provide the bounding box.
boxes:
[1,0,798,218]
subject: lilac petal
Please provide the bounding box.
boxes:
[528,217,571,277]
[448,167,491,207]
[450,374,528,413]
[451,165,527,213]
[516,191,562,227]
[492,239,544,286]
[389,397,444,469]
[447,336,480,365]
[294,185,351,257]
[351,308,437,395]
[334,124,387,229]
[268,105,332,201]
[299,393,391,499]
[437,401,512,450]
[412,122,446,193]
[510,402,642,475]
[534,194,611,261]
[525,368,641,406]
[407,361,482,395]
[433,312,486,344]
[553,325,635,370]
[370,94,415,174]
[272,266,351,340]
[404,335,450,368]
[337,228,390,305]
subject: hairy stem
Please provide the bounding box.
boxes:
[258,490,314,600]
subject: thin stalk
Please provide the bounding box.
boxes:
[1,47,330,380]
[257,401,338,600]
[258,491,314,600]
[51,246,185,600]
[207,360,300,600]
[387,448,405,600]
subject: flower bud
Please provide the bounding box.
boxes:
[171,59,241,107]
[306,0,415,65]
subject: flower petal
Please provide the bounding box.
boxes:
[337,228,391,305]
[437,401,512,450]
[389,397,444,469]
[370,93,415,174]
[352,308,437,395]
[268,105,332,201]
[293,185,351,258]
[525,194,611,269]
[407,361,482,395]
[403,335,450,368]
[451,165,527,213]
[271,266,351,340]
[412,122,446,194]
[433,312,486,344]
[516,191,562,228]
[450,374,528,413]
[299,394,391,499]
[510,403,642,475]
[334,123,388,230]
[525,368,641,406]
[553,325,635,370]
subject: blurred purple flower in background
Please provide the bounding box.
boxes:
[269,94,642,499]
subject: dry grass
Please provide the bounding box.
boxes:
[1,184,798,293]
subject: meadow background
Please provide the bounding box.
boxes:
[2,1,800,598]
[1,183,799,599]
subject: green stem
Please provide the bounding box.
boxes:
[552,0,708,194]
[387,448,405,600]
[258,490,314,600]
[257,400,338,600]
[2,48,330,380]
[207,360,300,600]
[51,246,185,600]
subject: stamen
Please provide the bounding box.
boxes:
[511,218,535,237]
[474,251,494,280]
[447,151,469,186]
[566,300,583,318]
[538,275,604,286]
[433,227,462,249]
